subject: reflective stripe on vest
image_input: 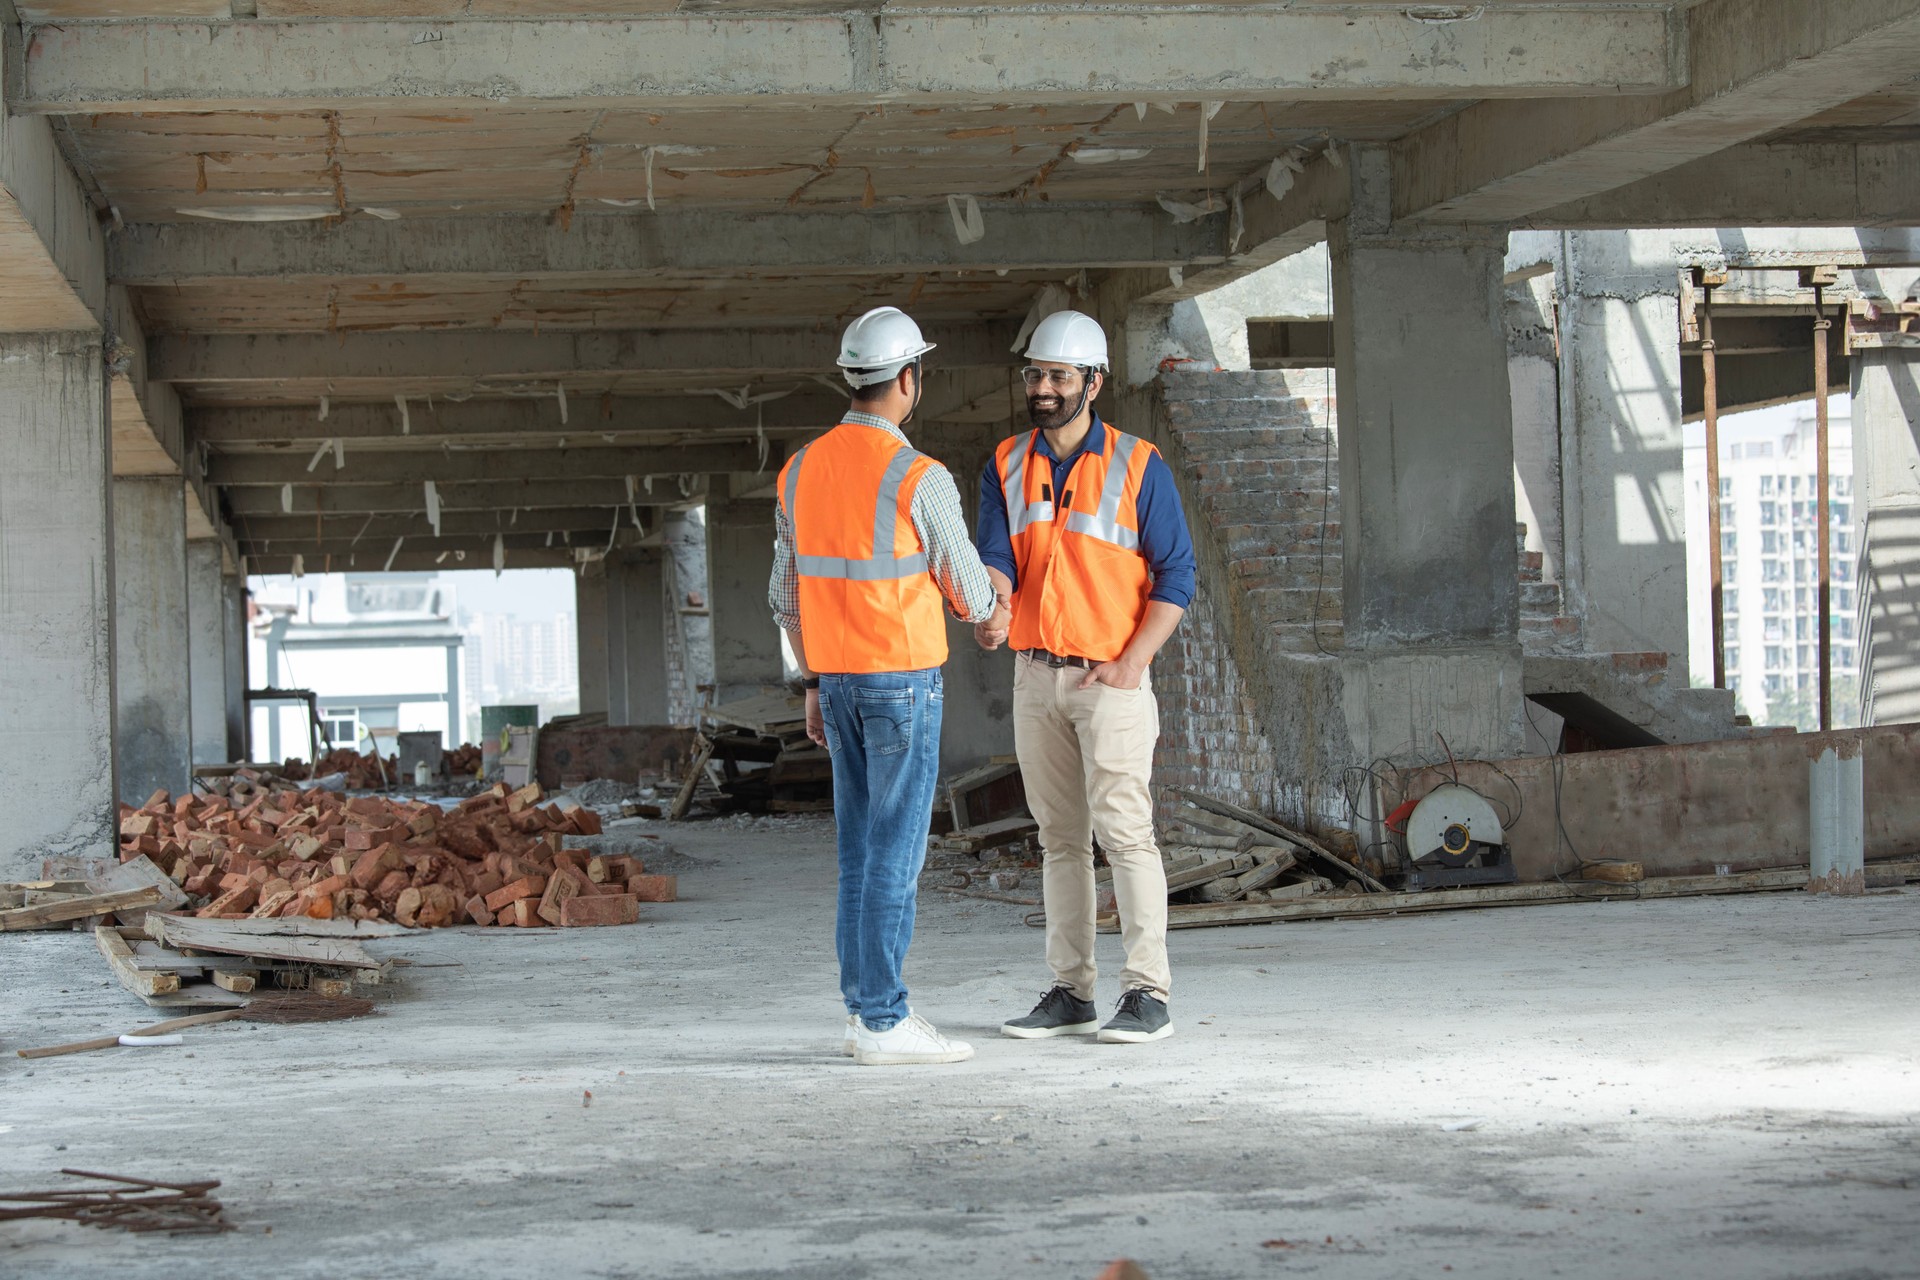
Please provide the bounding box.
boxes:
[786,439,931,581]
[1062,432,1143,550]
[1000,436,1055,536]
[1003,429,1143,550]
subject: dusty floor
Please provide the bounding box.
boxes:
[3,814,1917,1279]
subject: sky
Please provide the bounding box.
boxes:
[248,567,578,622]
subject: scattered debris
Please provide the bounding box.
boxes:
[672,691,829,818]
[0,1170,233,1235]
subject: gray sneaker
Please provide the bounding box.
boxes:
[1097,988,1173,1043]
[1001,985,1100,1039]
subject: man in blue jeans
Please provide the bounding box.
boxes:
[770,306,1006,1066]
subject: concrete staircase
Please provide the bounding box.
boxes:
[1159,371,1747,752]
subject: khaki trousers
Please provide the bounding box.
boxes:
[1012,653,1171,1001]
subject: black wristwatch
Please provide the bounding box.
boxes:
[800,677,821,690]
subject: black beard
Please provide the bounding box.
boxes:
[1026,392,1078,431]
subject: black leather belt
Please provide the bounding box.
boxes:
[1021,647,1097,671]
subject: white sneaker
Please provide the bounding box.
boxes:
[842,1013,857,1057]
[852,1012,975,1066]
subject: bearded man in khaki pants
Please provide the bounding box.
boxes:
[974,310,1195,1044]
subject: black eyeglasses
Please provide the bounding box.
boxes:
[1020,366,1086,389]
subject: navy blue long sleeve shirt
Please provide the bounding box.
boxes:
[976,415,1197,610]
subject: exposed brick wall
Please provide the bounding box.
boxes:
[1140,369,1355,831]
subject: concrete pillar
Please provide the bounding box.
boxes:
[574,569,610,717]
[0,336,115,878]
[113,475,193,802]
[1330,157,1524,765]
[222,568,248,759]
[607,550,669,724]
[1557,230,1689,665]
[706,496,783,701]
[662,508,714,723]
[187,540,228,765]
[1852,349,1920,725]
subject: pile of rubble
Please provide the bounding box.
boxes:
[276,750,397,789]
[442,742,483,778]
[118,781,674,930]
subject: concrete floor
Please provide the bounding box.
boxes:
[3,814,1917,1279]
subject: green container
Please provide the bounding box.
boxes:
[479,704,539,776]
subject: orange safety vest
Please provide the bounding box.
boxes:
[994,424,1156,663]
[778,422,949,675]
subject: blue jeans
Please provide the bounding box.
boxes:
[817,668,944,1032]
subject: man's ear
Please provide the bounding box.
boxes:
[1088,370,1105,400]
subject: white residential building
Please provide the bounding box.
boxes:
[1685,398,1858,729]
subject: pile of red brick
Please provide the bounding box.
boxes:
[280,749,398,789]
[117,781,675,929]
[442,743,483,778]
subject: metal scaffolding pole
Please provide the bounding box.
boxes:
[1701,280,1726,690]
[1811,272,1834,731]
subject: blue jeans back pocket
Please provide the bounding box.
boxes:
[853,687,914,756]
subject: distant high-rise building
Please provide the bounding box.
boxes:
[1685,398,1857,729]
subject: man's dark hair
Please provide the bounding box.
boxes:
[848,361,914,406]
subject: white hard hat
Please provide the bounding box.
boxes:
[837,306,937,388]
[1023,309,1109,372]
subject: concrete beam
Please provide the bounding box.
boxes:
[1394,0,1920,224]
[236,530,648,558]
[207,442,764,486]
[151,324,1019,384]
[190,394,847,445]
[1534,142,1920,229]
[221,477,709,515]
[246,549,585,574]
[114,207,1225,285]
[19,11,1679,114]
[229,509,691,542]
[1138,150,1351,303]
[0,25,106,332]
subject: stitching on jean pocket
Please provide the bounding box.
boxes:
[852,688,914,756]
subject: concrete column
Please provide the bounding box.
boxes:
[1557,230,1689,665]
[0,336,115,878]
[662,508,714,723]
[607,550,669,724]
[706,496,783,701]
[1852,349,1920,725]
[222,568,248,759]
[186,540,228,764]
[574,569,610,717]
[113,475,193,802]
[1330,157,1524,765]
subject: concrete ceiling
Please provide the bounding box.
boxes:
[6,0,1917,567]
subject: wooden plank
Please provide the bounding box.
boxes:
[1163,855,1246,893]
[0,885,161,932]
[132,987,255,1010]
[17,1010,244,1060]
[150,914,384,969]
[1581,860,1645,883]
[706,691,803,735]
[94,925,181,998]
[1135,861,1920,931]
[939,816,1038,853]
[87,854,189,911]
[139,912,407,940]
[211,970,258,993]
[1169,787,1391,893]
[668,734,716,822]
